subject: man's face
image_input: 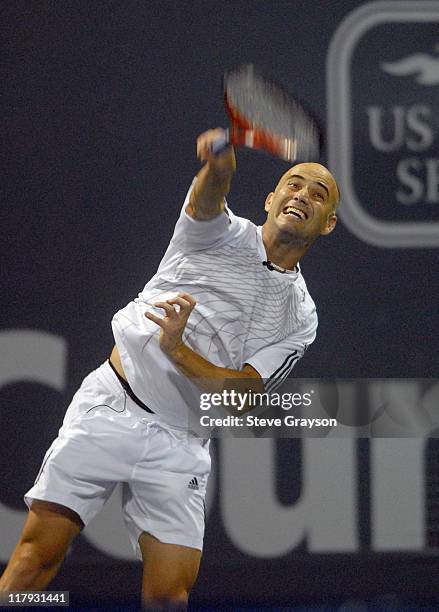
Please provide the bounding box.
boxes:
[264,163,339,243]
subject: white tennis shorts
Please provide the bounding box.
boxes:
[25,361,211,558]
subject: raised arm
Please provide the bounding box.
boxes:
[185,128,236,220]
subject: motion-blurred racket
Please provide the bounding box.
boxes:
[212,64,320,162]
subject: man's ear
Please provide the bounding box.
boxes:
[264,192,274,213]
[320,213,337,236]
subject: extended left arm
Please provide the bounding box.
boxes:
[145,292,263,395]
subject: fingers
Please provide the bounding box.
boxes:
[168,292,197,309]
[144,303,176,328]
[145,311,165,327]
[197,128,227,162]
[178,292,197,307]
[167,297,191,311]
[145,293,197,325]
[152,301,177,318]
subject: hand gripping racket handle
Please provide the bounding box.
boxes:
[211,129,230,155]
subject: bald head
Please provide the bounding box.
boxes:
[278,162,340,210]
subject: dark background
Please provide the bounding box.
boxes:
[1,1,438,610]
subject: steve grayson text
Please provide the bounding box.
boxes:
[199,415,338,428]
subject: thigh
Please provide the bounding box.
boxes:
[22,500,82,547]
[139,531,201,599]
[0,501,82,590]
[6,501,82,569]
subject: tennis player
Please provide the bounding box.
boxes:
[0,128,339,609]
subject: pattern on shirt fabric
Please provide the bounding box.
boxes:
[148,242,307,367]
[112,199,317,425]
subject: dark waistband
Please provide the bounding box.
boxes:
[108,358,154,414]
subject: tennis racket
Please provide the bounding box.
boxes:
[212,64,320,162]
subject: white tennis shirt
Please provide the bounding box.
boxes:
[112,180,318,430]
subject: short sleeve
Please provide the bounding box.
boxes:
[156,179,258,274]
[169,178,238,252]
[245,311,318,392]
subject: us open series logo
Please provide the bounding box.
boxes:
[328,1,439,248]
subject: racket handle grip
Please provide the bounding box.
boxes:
[211,129,230,155]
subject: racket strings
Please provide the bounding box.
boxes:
[225,64,319,161]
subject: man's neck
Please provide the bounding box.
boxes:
[261,224,309,271]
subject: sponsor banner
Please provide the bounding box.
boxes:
[328,0,439,247]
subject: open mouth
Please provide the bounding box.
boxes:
[282,205,308,221]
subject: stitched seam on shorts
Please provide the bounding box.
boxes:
[34,448,54,485]
[85,391,127,414]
